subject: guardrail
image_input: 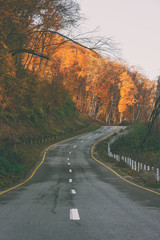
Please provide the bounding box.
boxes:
[108,133,160,182]
[0,125,92,149]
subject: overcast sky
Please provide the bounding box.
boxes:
[76,0,160,80]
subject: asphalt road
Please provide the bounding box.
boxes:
[0,126,160,240]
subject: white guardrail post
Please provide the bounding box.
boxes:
[157,168,160,182]
[108,133,160,182]
[138,162,140,172]
[132,160,134,170]
[134,161,137,171]
[129,158,132,167]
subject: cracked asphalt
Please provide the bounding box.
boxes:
[0,126,160,240]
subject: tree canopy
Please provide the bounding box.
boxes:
[0,0,156,125]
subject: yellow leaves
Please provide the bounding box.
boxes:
[54,43,87,77]
[86,86,90,92]
[118,71,138,113]
[118,99,128,113]
[15,27,154,123]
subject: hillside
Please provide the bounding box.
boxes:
[0,0,157,188]
[22,33,155,124]
[0,87,98,188]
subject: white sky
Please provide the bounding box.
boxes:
[76,0,160,80]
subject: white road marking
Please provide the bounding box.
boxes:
[69,179,72,183]
[80,140,84,143]
[88,136,91,139]
[69,152,71,154]
[73,145,77,148]
[71,189,76,194]
[68,162,71,165]
[69,169,72,173]
[70,209,80,220]
[67,158,69,161]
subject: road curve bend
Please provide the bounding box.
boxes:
[0,126,160,240]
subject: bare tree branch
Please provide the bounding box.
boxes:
[34,29,119,58]
[9,48,49,60]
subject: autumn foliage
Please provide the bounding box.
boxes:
[0,0,156,126]
[0,0,158,187]
[21,33,155,124]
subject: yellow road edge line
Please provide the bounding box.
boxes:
[2,130,159,197]
[0,139,66,196]
[91,141,160,196]
[0,127,99,196]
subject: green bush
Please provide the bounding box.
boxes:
[111,122,146,153]
[111,121,160,167]
[0,111,17,121]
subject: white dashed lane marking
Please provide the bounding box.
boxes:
[69,169,72,173]
[80,140,83,143]
[69,179,72,183]
[69,152,71,154]
[70,209,80,220]
[71,189,76,194]
[67,158,69,161]
[68,163,71,166]
[73,145,76,148]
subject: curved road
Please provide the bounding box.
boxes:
[0,126,160,240]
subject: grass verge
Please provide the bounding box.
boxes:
[0,123,100,189]
[95,123,160,189]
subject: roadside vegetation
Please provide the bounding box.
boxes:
[0,117,100,189]
[0,0,101,189]
[96,122,160,188]
[111,122,160,168]
[0,0,159,190]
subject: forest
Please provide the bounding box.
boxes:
[0,0,156,128]
[0,0,159,186]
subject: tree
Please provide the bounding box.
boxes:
[118,71,138,123]
[141,76,160,147]
[0,0,80,60]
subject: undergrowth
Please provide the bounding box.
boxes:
[96,122,160,188]
[111,122,160,168]
[0,122,100,189]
